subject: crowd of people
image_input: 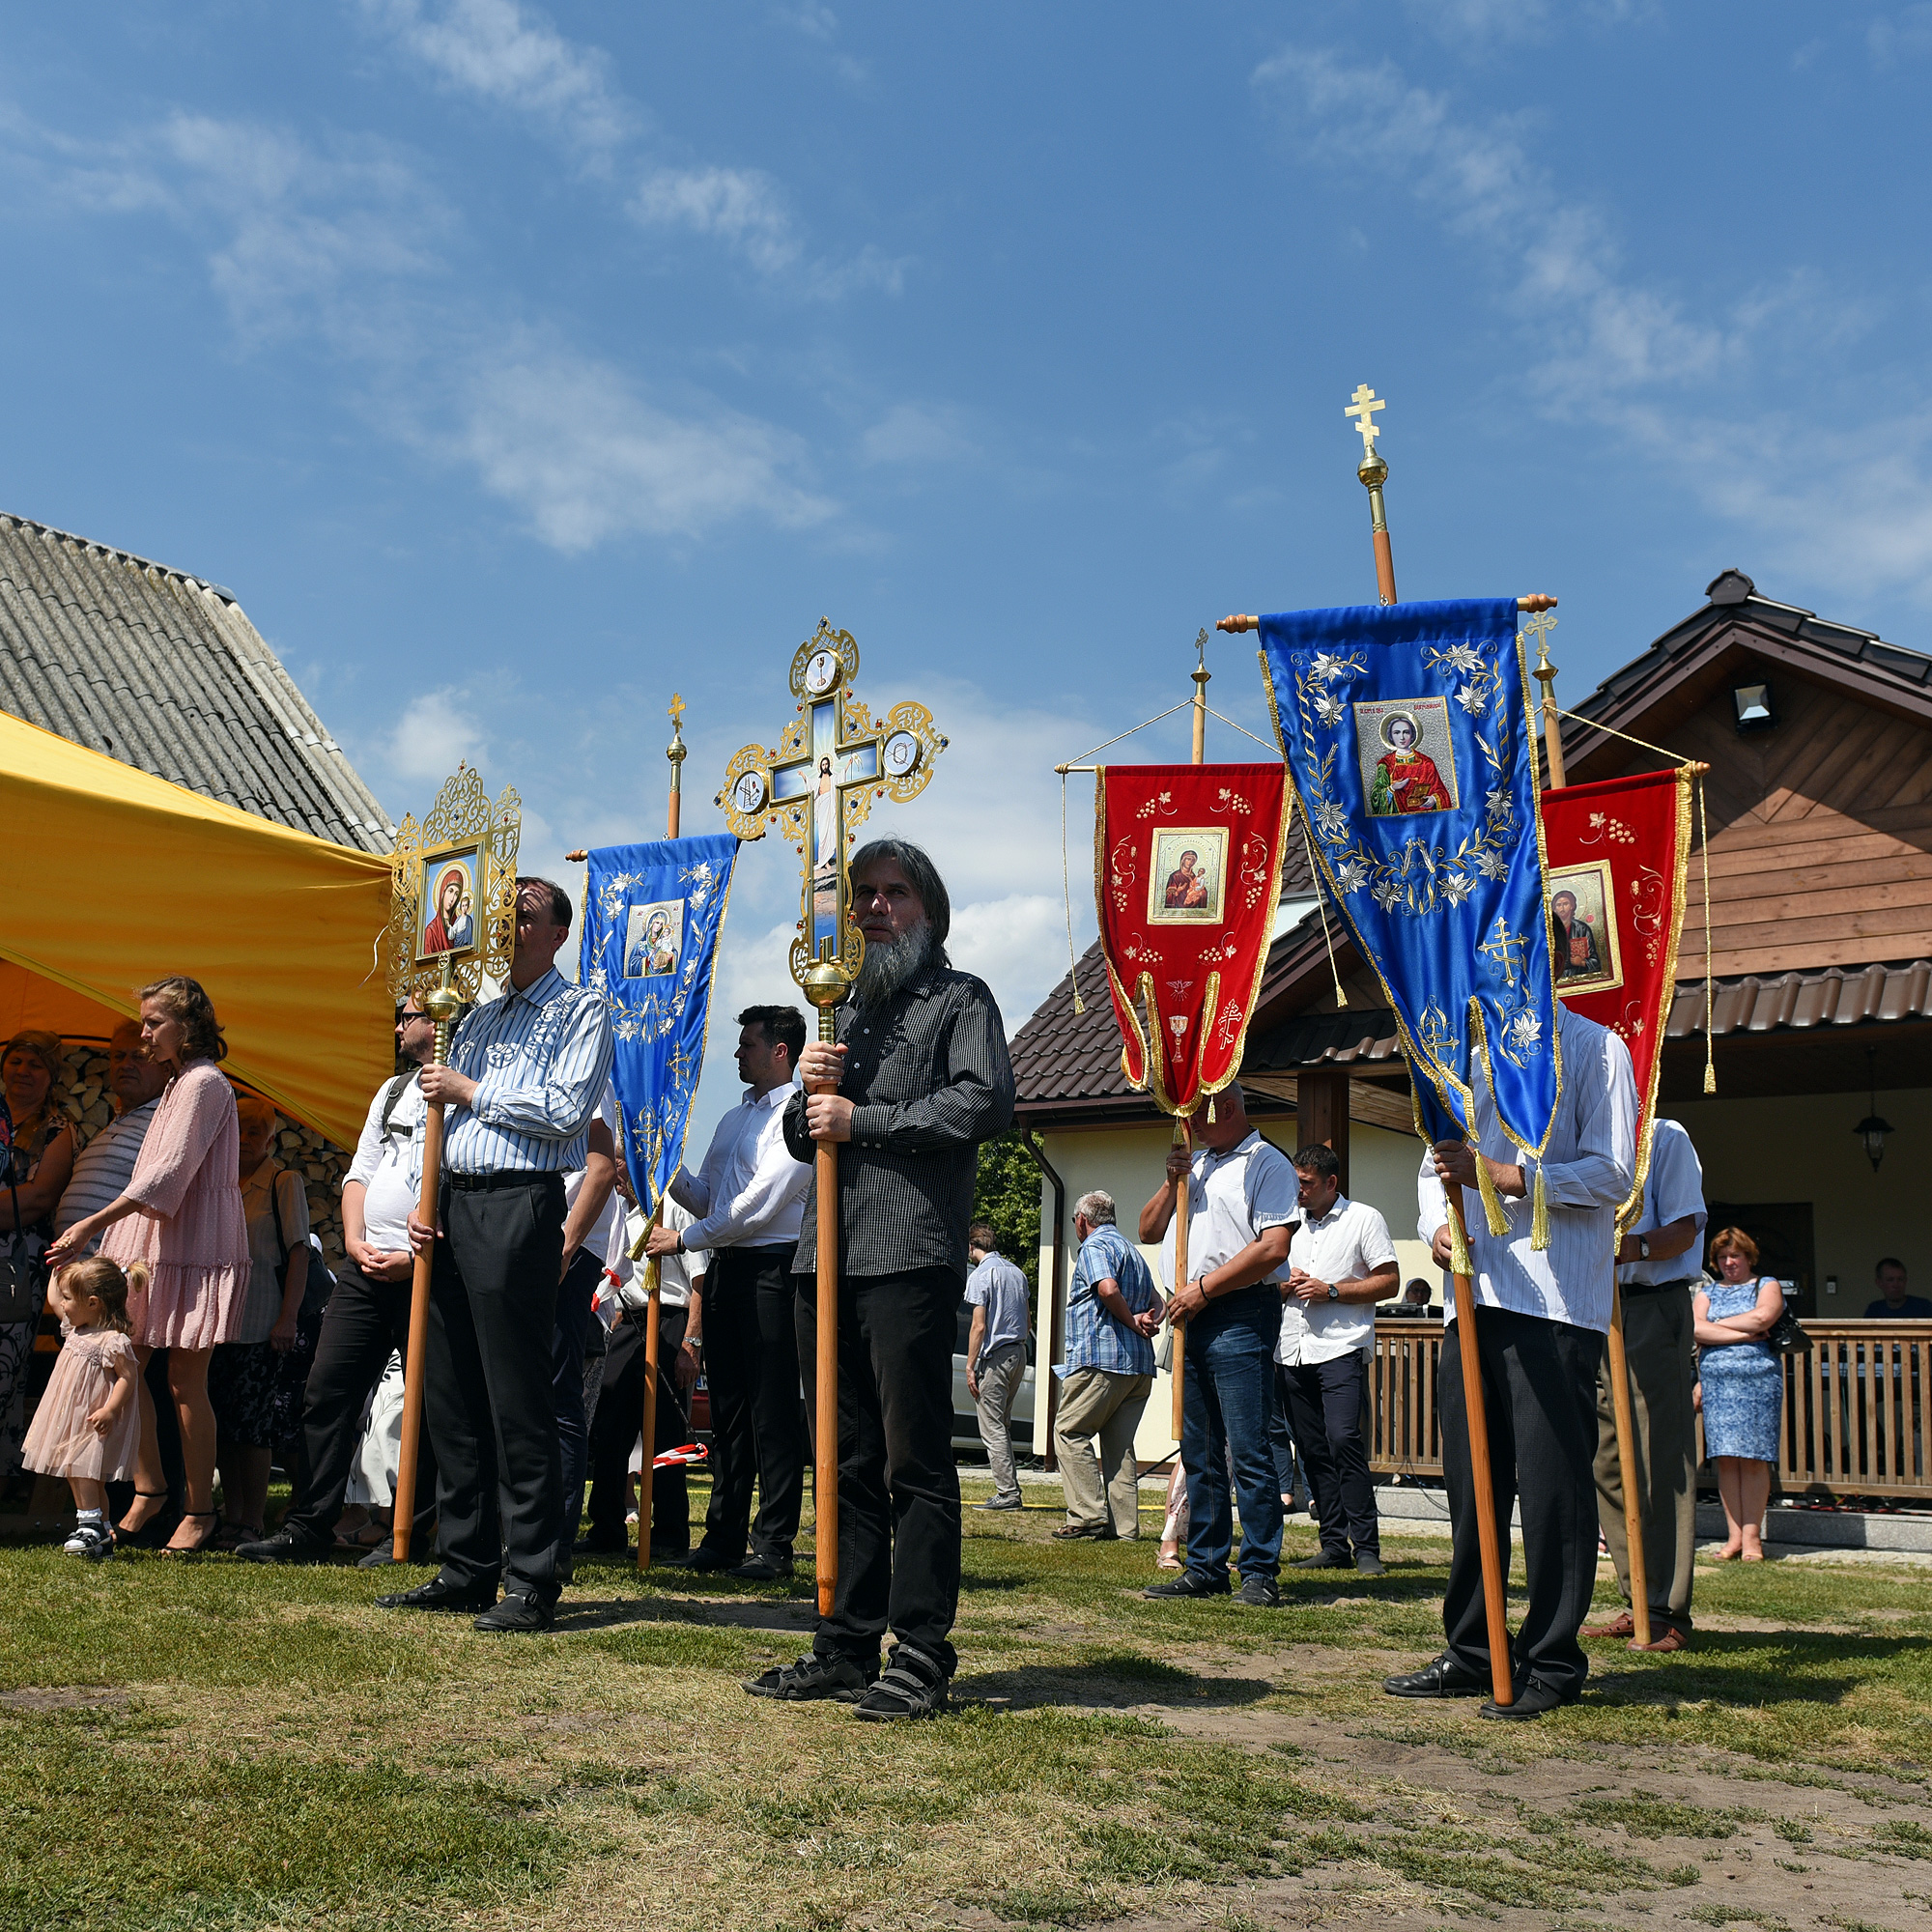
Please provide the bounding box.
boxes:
[0,838,1896,1722]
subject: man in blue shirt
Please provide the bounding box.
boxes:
[1054,1189,1163,1542]
[386,877,615,1634]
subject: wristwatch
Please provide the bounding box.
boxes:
[1637,1236,1651,1261]
[1326,1284,1341,1301]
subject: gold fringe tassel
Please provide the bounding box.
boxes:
[1697,771,1715,1094]
[1474,1151,1510,1237]
[1448,1204,1473,1277]
[1531,1164,1550,1252]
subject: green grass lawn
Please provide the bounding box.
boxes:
[3,1479,1929,1932]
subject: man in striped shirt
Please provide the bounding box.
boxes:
[1403,1002,1635,1719]
[385,877,615,1634]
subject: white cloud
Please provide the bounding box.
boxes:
[1869,6,1932,64]
[1255,46,1932,603]
[632,165,801,275]
[446,343,837,549]
[380,687,492,785]
[364,0,634,159]
[630,166,906,298]
[860,402,979,467]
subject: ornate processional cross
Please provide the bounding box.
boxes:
[1345,383,1386,456]
[718,618,947,1017]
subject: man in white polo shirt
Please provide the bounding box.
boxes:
[1276,1144,1399,1577]
[1137,1085,1295,1608]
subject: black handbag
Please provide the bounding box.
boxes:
[1767,1298,1811,1355]
[0,1160,50,1327]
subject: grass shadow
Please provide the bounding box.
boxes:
[958,1653,1277,1714]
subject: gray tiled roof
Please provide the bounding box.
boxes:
[0,512,394,854]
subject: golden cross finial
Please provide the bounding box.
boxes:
[1521,608,1558,673]
[1345,383,1387,453]
[1193,626,1209,672]
[668,693,686,728]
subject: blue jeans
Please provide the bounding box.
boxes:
[1180,1291,1285,1583]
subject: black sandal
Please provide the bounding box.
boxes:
[115,1491,176,1550]
[159,1511,220,1557]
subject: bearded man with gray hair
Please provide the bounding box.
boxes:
[745,838,1014,1721]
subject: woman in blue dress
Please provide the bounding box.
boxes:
[1694,1227,1785,1562]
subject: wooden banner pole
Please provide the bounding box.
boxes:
[391,972,459,1565]
[1533,635,1651,1646]
[637,708,684,1572]
[1169,1120,1191,1440]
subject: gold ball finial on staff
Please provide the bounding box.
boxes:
[667,692,688,772]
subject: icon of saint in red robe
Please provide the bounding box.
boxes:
[1368,713,1449,816]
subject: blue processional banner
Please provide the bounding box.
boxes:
[1257,598,1561,1184]
[580,834,738,1209]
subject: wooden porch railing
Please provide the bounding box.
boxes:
[1368,1319,1932,1502]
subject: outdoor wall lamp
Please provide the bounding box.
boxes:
[1854,1048,1892,1173]
[1732,680,1775,732]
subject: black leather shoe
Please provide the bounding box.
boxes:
[1143,1571,1232,1600]
[680,1546,738,1572]
[233,1524,333,1566]
[1353,1550,1387,1577]
[1479,1678,1575,1720]
[1292,1547,1353,1570]
[1382,1653,1490,1698]
[1234,1575,1281,1607]
[375,1577,498,1613]
[357,1538,433,1569]
[728,1554,793,1582]
[473,1592,554,1634]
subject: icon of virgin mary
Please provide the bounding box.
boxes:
[422,865,468,954]
[1368,712,1449,816]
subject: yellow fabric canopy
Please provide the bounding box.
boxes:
[0,710,394,1150]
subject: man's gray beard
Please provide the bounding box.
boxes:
[853,919,934,1011]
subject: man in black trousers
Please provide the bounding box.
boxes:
[384,877,615,1633]
[743,839,1013,1721]
[1400,1003,1635,1719]
[237,998,444,1568]
[647,1006,810,1579]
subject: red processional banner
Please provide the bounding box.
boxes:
[1538,765,1695,1223]
[1094,763,1292,1117]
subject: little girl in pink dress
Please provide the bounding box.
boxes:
[22,1257,143,1559]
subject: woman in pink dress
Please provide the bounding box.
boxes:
[44,977,249,1552]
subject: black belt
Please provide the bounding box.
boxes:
[1621,1276,1695,1298]
[443,1169,564,1194]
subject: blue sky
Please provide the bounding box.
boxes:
[5,1,1930,1142]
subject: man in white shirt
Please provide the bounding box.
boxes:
[647,1005,810,1581]
[239,1000,443,1566]
[1137,1086,1296,1608]
[582,1192,705,1558]
[1404,1002,1636,1719]
[1276,1144,1399,1577]
[1580,1115,1706,1654]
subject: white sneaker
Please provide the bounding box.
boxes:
[62,1520,114,1561]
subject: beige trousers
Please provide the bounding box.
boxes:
[1594,1284,1699,1635]
[1055,1366,1152,1536]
